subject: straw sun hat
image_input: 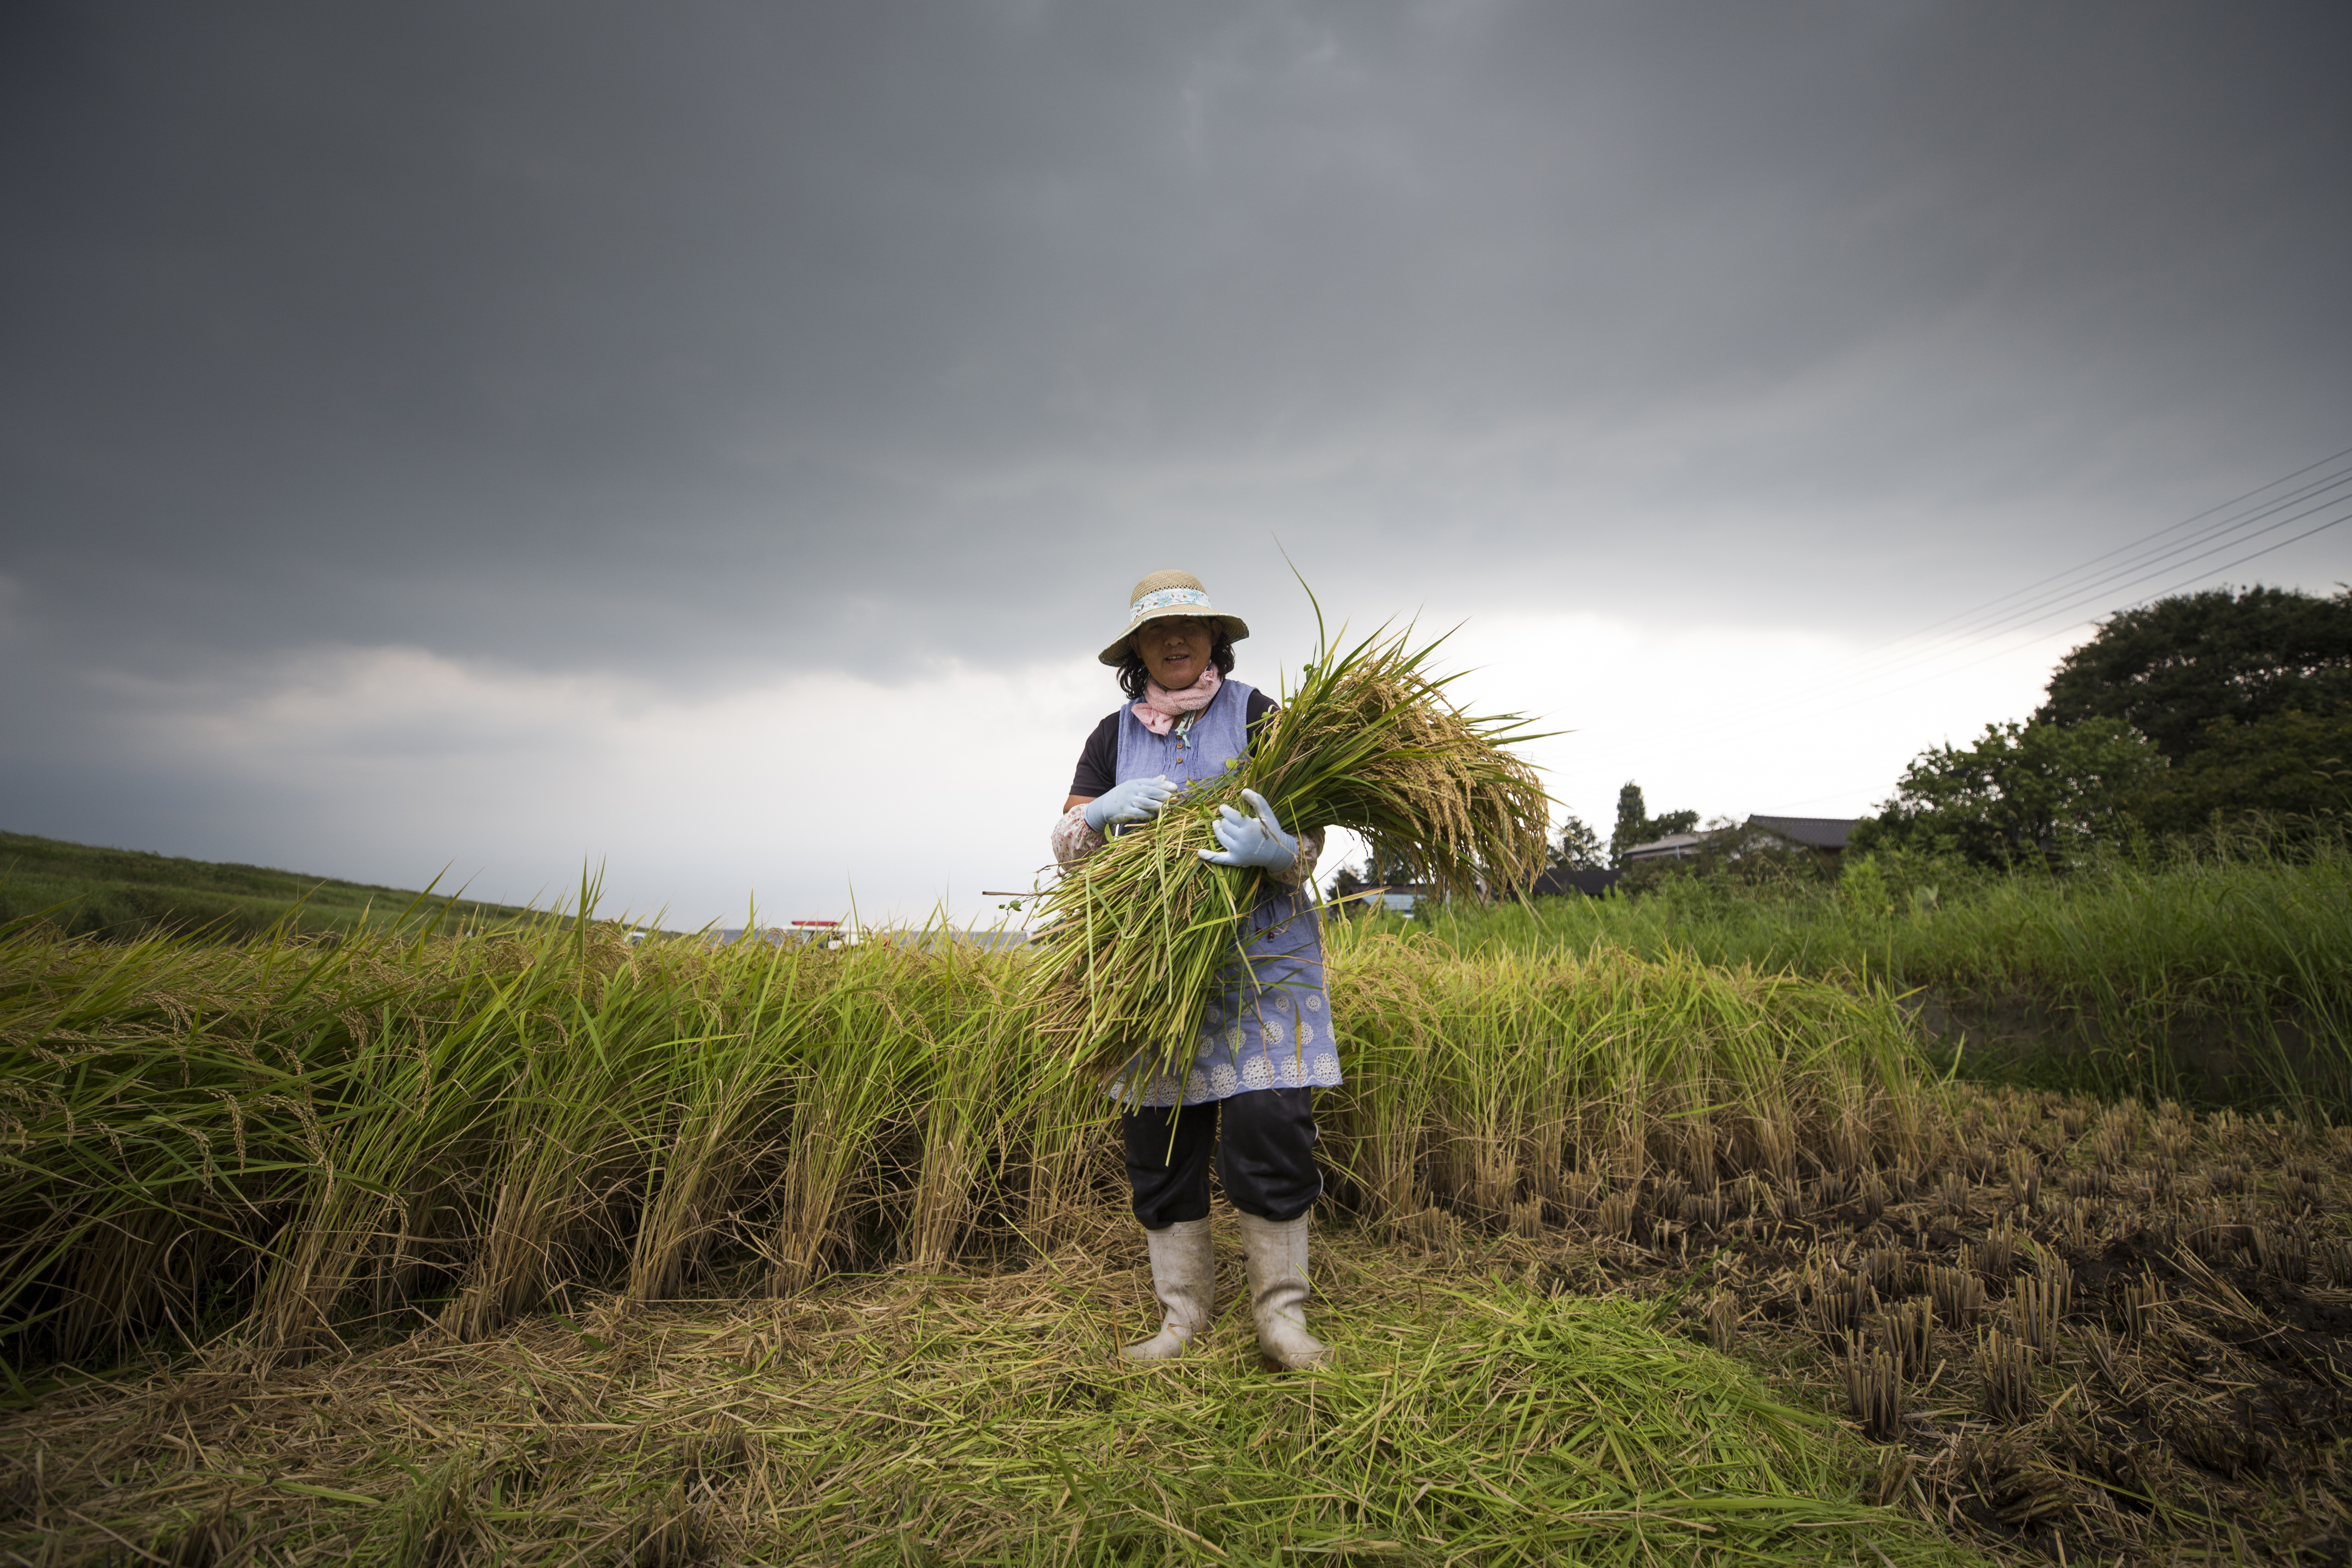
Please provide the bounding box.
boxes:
[1097,569,1252,666]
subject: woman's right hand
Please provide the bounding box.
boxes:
[1082,775,1178,833]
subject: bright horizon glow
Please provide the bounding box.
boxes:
[55,604,2105,929]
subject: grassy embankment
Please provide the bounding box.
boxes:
[0,828,545,941]
[1397,832,2352,1116]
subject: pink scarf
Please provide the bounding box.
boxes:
[1132,664,1222,736]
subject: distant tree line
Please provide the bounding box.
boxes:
[1851,584,2351,866]
[1337,584,2348,900]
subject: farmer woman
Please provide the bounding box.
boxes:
[1051,569,1339,1370]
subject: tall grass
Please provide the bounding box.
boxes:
[1406,831,2352,1114]
[0,900,1929,1374]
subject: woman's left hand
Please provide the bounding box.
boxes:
[1197,789,1300,871]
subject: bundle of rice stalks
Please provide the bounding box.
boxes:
[1033,613,1550,1085]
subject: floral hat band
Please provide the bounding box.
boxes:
[1132,586,1212,615]
[1098,569,1252,666]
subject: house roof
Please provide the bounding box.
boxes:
[1745,815,1858,850]
[1530,866,1623,898]
[1624,832,1706,860]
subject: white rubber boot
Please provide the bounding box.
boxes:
[1235,1211,1331,1370]
[1120,1218,1215,1361]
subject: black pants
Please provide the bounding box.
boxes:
[1122,1087,1322,1229]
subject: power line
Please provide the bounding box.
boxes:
[1745,505,2352,818]
[1591,465,2352,749]
[2115,508,2350,610]
[1914,470,2352,649]
[1551,448,2352,792]
[1753,479,2352,710]
[1570,503,2349,784]
[1740,503,2350,743]
[1742,458,2352,707]
[1844,444,2352,660]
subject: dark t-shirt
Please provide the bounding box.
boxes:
[1069,688,1278,798]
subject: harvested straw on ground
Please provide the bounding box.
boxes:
[1032,616,1551,1086]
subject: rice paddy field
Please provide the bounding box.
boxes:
[4,851,2350,1565]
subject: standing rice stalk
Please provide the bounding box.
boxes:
[764,952,922,1295]
[1315,928,1935,1219]
[3,893,1942,1374]
[622,1025,775,1305]
[902,939,1034,1271]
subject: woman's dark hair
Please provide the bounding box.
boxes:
[1117,629,1236,700]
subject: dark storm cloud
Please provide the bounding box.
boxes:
[4,0,2349,685]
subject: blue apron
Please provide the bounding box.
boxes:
[1105,678,1343,1108]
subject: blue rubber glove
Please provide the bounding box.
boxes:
[1197,789,1299,871]
[1083,775,1178,833]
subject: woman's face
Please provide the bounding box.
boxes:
[1138,616,1216,689]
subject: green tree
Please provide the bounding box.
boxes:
[1330,841,1416,900]
[1609,782,1699,866]
[1610,783,1648,867]
[2132,708,2352,834]
[2036,585,2352,762]
[1549,815,1606,873]
[1338,839,1419,890]
[1850,718,2161,868]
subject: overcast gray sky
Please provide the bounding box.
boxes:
[4,1,2348,924]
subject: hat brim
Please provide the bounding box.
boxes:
[1098,606,1251,666]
